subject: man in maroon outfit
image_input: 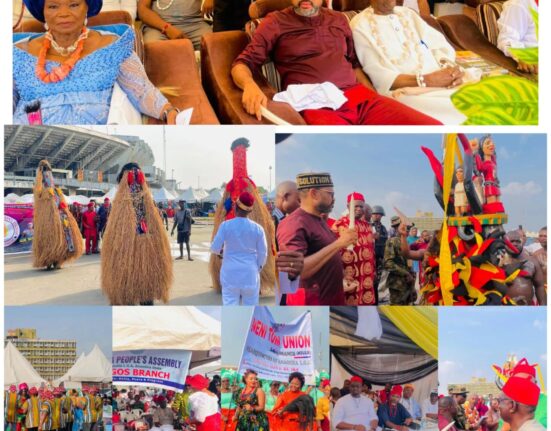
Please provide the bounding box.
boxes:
[231,0,441,125]
[276,172,357,305]
[82,202,98,255]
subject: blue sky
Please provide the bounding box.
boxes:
[276,133,546,231]
[439,307,547,393]
[221,306,329,371]
[4,306,112,357]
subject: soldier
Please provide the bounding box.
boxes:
[383,216,416,305]
[449,385,479,431]
[372,205,388,290]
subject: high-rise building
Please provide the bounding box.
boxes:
[5,328,77,380]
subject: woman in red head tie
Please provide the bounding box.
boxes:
[187,375,221,431]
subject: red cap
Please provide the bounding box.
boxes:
[350,376,363,384]
[187,375,210,390]
[320,379,331,388]
[510,358,537,378]
[503,374,540,406]
[29,387,38,396]
[104,197,110,202]
[237,191,254,211]
[19,383,29,391]
[87,202,95,208]
[9,385,16,392]
[347,192,365,204]
[390,385,403,396]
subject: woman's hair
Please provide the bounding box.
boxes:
[242,369,258,385]
[288,372,305,387]
[282,395,316,431]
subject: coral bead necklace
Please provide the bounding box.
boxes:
[36,27,89,83]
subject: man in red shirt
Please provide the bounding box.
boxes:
[276,172,357,305]
[82,202,98,255]
[231,0,441,125]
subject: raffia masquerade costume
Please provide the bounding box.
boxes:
[32,160,83,269]
[101,163,173,305]
[209,138,276,296]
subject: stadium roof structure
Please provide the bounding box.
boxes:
[4,125,131,172]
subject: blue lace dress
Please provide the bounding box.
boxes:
[13,24,168,125]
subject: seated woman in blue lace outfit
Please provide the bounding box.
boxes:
[13,0,179,125]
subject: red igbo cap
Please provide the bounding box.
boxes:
[511,358,537,379]
[87,202,95,208]
[350,376,363,384]
[187,375,210,390]
[239,191,254,207]
[503,374,540,406]
[347,192,365,204]
[390,385,403,396]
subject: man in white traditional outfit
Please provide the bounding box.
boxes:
[210,191,268,305]
[350,0,469,124]
[497,0,538,74]
[333,376,379,431]
[401,384,422,421]
[422,389,439,420]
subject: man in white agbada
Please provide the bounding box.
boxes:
[210,191,268,305]
[497,0,538,74]
[350,0,469,124]
[333,377,379,431]
[401,384,422,420]
[422,389,439,420]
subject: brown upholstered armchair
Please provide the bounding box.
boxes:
[14,11,219,124]
[201,0,307,125]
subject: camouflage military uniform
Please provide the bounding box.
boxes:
[383,236,415,304]
[373,221,388,288]
[448,385,469,431]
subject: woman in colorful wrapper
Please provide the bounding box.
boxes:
[187,375,221,431]
[315,380,331,431]
[13,0,179,125]
[220,370,237,431]
[33,159,83,270]
[233,370,269,431]
[272,372,317,431]
[101,162,173,305]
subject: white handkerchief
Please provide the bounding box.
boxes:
[176,108,194,125]
[273,82,348,111]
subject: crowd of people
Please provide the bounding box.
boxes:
[440,359,545,431]
[12,0,537,125]
[4,383,108,431]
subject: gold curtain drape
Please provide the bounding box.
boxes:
[380,306,438,359]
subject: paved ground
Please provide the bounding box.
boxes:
[4,218,274,306]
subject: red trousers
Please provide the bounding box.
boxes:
[301,84,442,125]
[84,229,98,253]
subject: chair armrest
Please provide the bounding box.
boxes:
[201,30,305,125]
[437,14,528,76]
[144,38,219,125]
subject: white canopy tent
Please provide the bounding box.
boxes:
[4,341,45,388]
[175,187,203,204]
[113,307,221,352]
[204,188,223,204]
[5,193,20,203]
[53,352,86,388]
[152,187,176,202]
[66,195,92,205]
[53,345,111,386]
[18,194,34,203]
[189,359,222,376]
[195,188,209,200]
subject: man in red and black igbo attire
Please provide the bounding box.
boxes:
[333,192,376,305]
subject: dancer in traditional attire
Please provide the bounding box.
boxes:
[33,160,83,270]
[101,162,173,305]
[209,138,276,298]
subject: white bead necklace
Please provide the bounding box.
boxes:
[155,0,175,11]
[45,27,90,57]
[365,7,425,73]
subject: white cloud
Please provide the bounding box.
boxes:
[501,181,542,196]
[533,319,545,330]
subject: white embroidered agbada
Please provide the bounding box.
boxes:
[332,394,378,429]
[351,6,466,124]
